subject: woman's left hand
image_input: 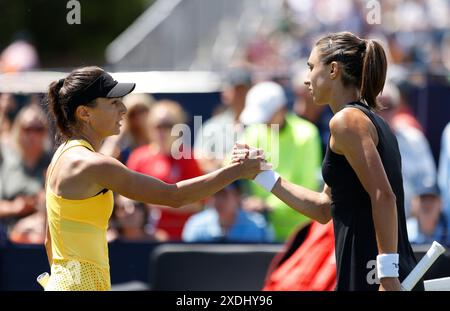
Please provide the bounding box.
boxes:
[230,143,265,164]
[379,277,402,291]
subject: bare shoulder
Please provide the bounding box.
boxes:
[329,107,378,144]
[74,147,124,177]
[48,145,121,197]
[55,146,118,180]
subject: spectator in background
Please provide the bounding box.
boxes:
[100,93,154,164]
[240,81,322,241]
[0,93,35,142]
[109,195,168,242]
[239,0,450,80]
[377,83,437,218]
[9,190,46,244]
[292,63,333,155]
[438,122,450,229]
[194,68,252,173]
[407,184,449,245]
[182,182,273,243]
[0,93,16,144]
[0,38,39,73]
[391,81,424,133]
[0,103,51,241]
[126,100,203,241]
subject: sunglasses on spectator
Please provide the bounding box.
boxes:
[378,97,396,111]
[21,125,46,133]
[154,122,175,130]
[127,107,149,118]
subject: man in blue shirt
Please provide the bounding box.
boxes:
[407,184,449,245]
[438,122,450,230]
[182,182,274,243]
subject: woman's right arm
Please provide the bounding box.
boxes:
[271,179,332,224]
[85,154,262,208]
[231,143,332,223]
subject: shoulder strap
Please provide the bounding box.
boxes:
[46,139,95,186]
[343,101,383,147]
[344,102,374,119]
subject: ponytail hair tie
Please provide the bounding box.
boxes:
[358,40,367,52]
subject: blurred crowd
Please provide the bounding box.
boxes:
[241,0,450,77]
[0,65,449,246]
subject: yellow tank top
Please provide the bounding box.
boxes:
[45,139,114,290]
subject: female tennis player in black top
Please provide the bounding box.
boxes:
[233,32,422,291]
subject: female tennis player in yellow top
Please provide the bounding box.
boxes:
[43,66,263,291]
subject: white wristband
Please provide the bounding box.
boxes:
[377,253,399,279]
[254,170,280,192]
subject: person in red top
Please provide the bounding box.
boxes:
[391,81,423,133]
[127,100,203,240]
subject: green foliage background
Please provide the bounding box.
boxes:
[0,0,154,68]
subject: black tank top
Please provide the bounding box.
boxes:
[322,102,423,291]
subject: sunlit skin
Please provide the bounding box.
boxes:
[75,97,128,150]
[304,47,360,113]
[293,74,326,124]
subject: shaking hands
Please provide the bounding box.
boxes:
[231,143,280,192]
[230,143,273,180]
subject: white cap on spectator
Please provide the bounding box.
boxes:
[240,81,287,125]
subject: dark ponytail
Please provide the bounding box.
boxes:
[315,32,387,109]
[360,39,387,109]
[46,66,104,142]
[48,78,71,139]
